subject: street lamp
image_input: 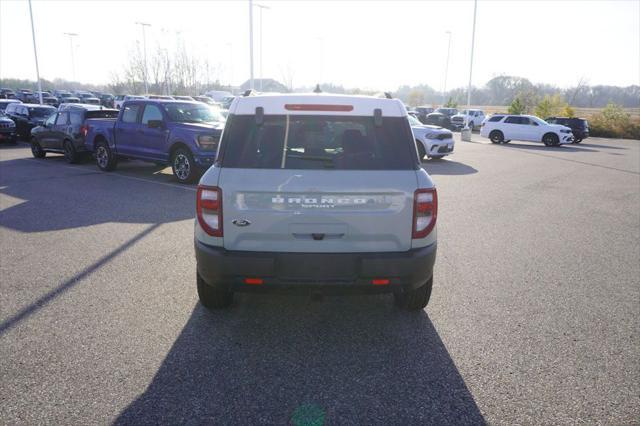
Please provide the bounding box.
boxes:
[249,0,254,91]
[442,31,451,106]
[135,22,151,94]
[27,0,43,105]
[63,32,78,83]
[255,3,270,91]
[461,0,478,142]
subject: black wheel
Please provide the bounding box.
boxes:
[171,147,197,183]
[543,133,559,147]
[394,277,433,311]
[489,130,504,144]
[31,139,46,158]
[63,140,78,164]
[416,141,426,161]
[95,140,117,171]
[468,121,474,131]
[197,272,233,309]
[573,138,582,144]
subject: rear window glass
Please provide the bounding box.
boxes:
[86,110,118,120]
[488,115,504,122]
[220,114,417,170]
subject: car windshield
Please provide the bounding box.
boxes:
[28,107,55,117]
[408,115,422,126]
[163,103,226,123]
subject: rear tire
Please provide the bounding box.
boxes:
[543,133,559,147]
[416,141,426,161]
[171,148,198,183]
[31,139,45,158]
[489,130,504,144]
[63,140,78,164]
[197,272,233,310]
[394,277,433,311]
[95,140,117,171]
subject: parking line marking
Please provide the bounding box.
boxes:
[11,158,197,191]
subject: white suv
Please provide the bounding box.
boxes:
[409,114,454,160]
[194,93,438,310]
[451,109,485,130]
[480,114,574,146]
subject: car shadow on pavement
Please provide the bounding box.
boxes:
[0,158,194,233]
[422,159,478,176]
[496,142,598,153]
[115,297,485,425]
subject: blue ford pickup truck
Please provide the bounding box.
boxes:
[85,99,225,183]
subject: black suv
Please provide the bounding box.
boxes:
[0,110,17,144]
[545,117,589,143]
[1,88,16,99]
[4,103,56,139]
[30,104,118,162]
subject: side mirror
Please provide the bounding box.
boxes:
[148,120,164,129]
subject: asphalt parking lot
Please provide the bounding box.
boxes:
[1,135,638,424]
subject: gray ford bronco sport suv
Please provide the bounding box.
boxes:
[194,93,437,310]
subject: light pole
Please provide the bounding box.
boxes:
[27,0,43,105]
[461,0,478,142]
[135,22,151,94]
[442,31,451,106]
[255,3,270,91]
[249,0,254,90]
[226,42,234,89]
[63,32,78,83]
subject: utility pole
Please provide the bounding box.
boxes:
[255,3,270,91]
[462,0,478,142]
[28,0,43,105]
[442,31,452,106]
[249,0,254,90]
[63,32,78,83]
[135,22,151,94]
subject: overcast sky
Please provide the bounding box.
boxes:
[0,0,638,90]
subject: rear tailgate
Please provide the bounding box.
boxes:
[219,169,417,253]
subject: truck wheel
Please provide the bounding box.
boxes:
[416,141,426,161]
[394,277,433,311]
[543,133,559,147]
[31,139,46,158]
[489,130,504,144]
[63,140,78,164]
[197,272,233,309]
[95,140,117,171]
[172,148,197,183]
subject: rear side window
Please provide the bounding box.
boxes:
[55,112,69,125]
[121,105,140,123]
[504,116,524,124]
[220,114,417,170]
[488,115,504,122]
[70,111,84,125]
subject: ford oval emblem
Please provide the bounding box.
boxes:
[232,219,251,227]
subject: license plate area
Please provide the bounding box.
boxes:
[277,253,357,280]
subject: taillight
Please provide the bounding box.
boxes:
[412,188,437,238]
[197,185,223,237]
[80,125,88,137]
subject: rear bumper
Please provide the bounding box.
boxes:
[195,240,437,293]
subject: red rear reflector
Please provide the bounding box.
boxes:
[244,278,263,285]
[372,279,390,285]
[284,104,354,112]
